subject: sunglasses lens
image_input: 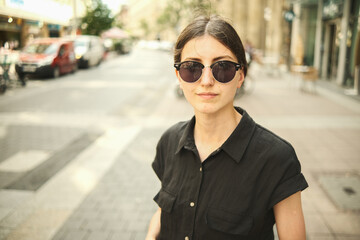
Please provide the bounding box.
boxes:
[179,62,203,82]
[212,61,236,83]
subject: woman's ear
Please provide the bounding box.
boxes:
[236,71,245,89]
[175,69,183,88]
[175,69,180,79]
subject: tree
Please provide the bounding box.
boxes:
[81,0,114,36]
[157,0,215,34]
[140,19,150,38]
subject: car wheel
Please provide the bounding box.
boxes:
[83,60,89,68]
[71,64,77,73]
[53,66,60,78]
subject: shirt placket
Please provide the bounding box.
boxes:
[192,149,222,240]
[183,145,203,240]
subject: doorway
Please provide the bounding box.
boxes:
[322,20,341,81]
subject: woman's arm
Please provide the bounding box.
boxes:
[274,191,306,240]
[145,208,161,240]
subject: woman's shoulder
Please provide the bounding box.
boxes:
[250,124,303,178]
[158,119,192,144]
[253,123,296,158]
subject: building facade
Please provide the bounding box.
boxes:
[288,0,360,88]
[0,0,89,49]
[122,0,288,62]
[215,0,287,61]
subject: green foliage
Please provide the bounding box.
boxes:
[140,19,150,38]
[157,0,215,33]
[81,0,114,36]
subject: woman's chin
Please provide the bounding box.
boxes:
[192,103,225,115]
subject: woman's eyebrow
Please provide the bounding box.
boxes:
[183,57,202,61]
[213,55,236,61]
[183,55,236,62]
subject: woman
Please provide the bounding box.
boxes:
[146,15,308,240]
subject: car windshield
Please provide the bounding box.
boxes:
[23,43,58,54]
[75,40,89,48]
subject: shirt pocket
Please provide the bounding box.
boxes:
[206,208,253,235]
[154,188,176,213]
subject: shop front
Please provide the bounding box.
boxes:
[0,15,21,49]
[0,0,72,48]
[321,0,360,87]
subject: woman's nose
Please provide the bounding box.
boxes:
[200,66,215,86]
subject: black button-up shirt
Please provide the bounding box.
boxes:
[152,107,308,240]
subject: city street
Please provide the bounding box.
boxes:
[0,46,359,240]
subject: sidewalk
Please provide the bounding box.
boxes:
[0,59,359,240]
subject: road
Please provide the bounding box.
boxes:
[0,46,359,240]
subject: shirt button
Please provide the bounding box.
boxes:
[185,237,189,240]
[200,167,202,172]
[190,202,195,207]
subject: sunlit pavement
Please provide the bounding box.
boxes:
[0,46,359,240]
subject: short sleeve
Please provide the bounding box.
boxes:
[152,138,164,181]
[268,154,308,209]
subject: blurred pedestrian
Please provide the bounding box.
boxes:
[244,39,255,67]
[146,15,308,240]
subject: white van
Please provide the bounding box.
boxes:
[72,35,105,68]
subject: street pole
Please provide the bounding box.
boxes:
[72,0,78,36]
[314,0,323,72]
[336,0,350,85]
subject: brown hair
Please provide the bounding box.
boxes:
[174,15,248,76]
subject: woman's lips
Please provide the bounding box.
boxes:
[197,92,218,99]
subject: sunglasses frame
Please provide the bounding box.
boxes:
[174,60,243,83]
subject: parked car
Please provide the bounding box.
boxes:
[15,38,77,79]
[71,35,105,68]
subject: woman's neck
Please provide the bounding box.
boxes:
[193,106,242,161]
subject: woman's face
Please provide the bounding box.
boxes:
[176,35,244,115]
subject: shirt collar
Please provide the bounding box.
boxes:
[175,107,256,163]
[175,116,196,154]
[221,107,256,163]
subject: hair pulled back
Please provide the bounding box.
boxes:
[174,15,247,77]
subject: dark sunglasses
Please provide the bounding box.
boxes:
[174,60,242,83]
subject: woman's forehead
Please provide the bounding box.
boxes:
[181,35,236,62]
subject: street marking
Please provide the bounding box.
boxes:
[0,125,141,240]
[6,132,102,191]
[0,151,50,172]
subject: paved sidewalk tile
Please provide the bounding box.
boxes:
[0,125,140,240]
[0,125,83,163]
[51,128,163,240]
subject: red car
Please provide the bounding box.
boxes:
[15,38,77,79]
